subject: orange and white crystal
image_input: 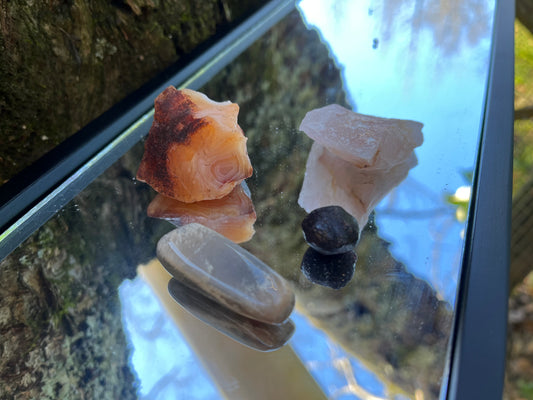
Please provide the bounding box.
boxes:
[136,87,253,203]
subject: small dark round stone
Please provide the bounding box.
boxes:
[300,247,357,289]
[301,206,359,255]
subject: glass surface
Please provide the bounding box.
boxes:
[0,1,496,399]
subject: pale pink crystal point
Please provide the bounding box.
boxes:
[298,105,423,227]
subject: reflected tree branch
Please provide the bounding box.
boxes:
[331,356,388,400]
[141,366,182,400]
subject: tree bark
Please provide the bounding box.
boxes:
[1,1,266,397]
[0,148,169,399]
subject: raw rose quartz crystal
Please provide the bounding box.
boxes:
[298,104,423,227]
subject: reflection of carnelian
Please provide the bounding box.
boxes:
[136,87,253,203]
[147,184,256,243]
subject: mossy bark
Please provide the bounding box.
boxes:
[0,145,169,399]
[0,1,265,397]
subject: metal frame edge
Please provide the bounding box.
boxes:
[446,0,514,398]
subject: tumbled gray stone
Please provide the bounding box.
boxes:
[168,278,294,352]
[157,223,295,324]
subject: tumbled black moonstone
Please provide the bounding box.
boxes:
[300,247,357,289]
[301,206,359,255]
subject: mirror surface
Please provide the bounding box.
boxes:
[0,0,496,399]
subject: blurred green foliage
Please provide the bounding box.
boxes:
[518,379,533,400]
[514,21,533,195]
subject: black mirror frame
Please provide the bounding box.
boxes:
[446,0,514,398]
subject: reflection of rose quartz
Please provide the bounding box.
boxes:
[136,87,253,203]
[147,184,256,243]
[298,104,424,227]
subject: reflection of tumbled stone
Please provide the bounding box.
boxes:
[157,223,295,324]
[300,247,357,289]
[168,278,294,352]
[302,206,359,255]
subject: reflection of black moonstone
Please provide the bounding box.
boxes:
[301,206,359,255]
[300,247,357,289]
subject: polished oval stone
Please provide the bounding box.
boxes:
[168,278,294,352]
[302,206,359,255]
[300,247,357,289]
[157,223,295,324]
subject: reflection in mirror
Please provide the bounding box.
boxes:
[147,183,256,243]
[299,0,494,305]
[301,247,357,289]
[120,275,220,399]
[168,277,295,352]
[293,218,453,398]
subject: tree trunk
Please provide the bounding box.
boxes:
[0,147,169,399]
